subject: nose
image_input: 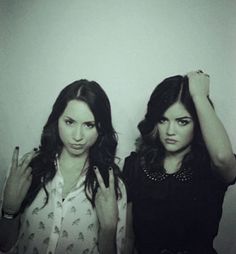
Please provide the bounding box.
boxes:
[72,126,84,142]
[166,122,175,136]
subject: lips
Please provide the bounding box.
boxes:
[70,144,85,149]
[165,138,177,144]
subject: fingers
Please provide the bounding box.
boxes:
[18,148,38,165]
[186,70,196,77]
[109,167,115,189]
[95,187,102,198]
[20,150,36,173]
[190,70,209,77]
[23,167,33,182]
[11,146,19,171]
[11,147,37,176]
[18,152,31,167]
[94,166,116,195]
[94,166,106,190]
[23,166,32,177]
[196,69,203,74]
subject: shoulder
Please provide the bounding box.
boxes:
[121,153,139,203]
[125,151,138,161]
[123,152,139,168]
[122,152,143,196]
[122,152,140,177]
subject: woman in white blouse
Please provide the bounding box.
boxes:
[0,80,127,254]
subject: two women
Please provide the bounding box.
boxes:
[123,71,236,254]
[0,80,127,254]
[1,71,235,254]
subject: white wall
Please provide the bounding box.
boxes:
[0,0,235,253]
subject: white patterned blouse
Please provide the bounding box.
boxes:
[0,163,127,254]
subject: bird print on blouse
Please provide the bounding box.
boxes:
[0,163,127,254]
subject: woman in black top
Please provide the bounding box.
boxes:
[123,70,236,254]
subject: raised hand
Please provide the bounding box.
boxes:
[2,147,36,215]
[94,166,118,230]
[187,70,210,98]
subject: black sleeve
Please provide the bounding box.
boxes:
[122,152,138,203]
[228,154,236,186]
[210,154,236,189]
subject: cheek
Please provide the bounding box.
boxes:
[58,127,65,142]
[183,126,194,142]
[58,122,69,142]
[87,131,98,146]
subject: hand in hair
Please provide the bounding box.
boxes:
[94,166,118,230]
[187,70,210,98]
[2,147,36,215]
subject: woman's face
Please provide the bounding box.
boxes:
[58,99,98,157]
[157,102,194,155]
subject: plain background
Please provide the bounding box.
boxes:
[0,0,235,253]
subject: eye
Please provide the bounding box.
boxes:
[158,117,167,124]
[84,122,96,129]
[177,119,190,126]
[65,119,74,125]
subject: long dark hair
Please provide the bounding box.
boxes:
[20,79,121,212]
[137,75,213,171]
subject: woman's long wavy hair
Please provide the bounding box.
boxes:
[20,79,121,212]
[136,75,213,172]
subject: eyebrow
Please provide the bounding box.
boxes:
[162,115,192,119]
[64,116,95,123]
[176,116,192,120]
[84,120,96,124]
[64,116,75,121]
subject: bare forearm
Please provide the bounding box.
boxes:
[125,203,135,254]
[193,96,232,156]
[192,95,236,180]
[0,216,20,252]
[98,227,117,254]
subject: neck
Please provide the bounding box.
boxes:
[58,149,89,175]
[164,145,191,173]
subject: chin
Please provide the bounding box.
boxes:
[163,144,179,152]
[68,148,86,157]
[165,148,180,154]
[165,144,191,155]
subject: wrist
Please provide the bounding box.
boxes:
[1,209,19,220]
[191,94,208,102]
[99,216,118,231]
[99,223,117,233]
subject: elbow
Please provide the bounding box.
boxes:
[212,152,234,168]
[212,152,236,183]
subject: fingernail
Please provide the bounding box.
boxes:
[15,146,19,150]
[93,166,97,170]
[109,167,112,170]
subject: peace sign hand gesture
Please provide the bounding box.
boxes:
[94,166,118,230]
[3,147,36,215]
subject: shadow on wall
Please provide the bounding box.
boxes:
[215,186,236,254]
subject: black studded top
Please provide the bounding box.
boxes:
[123,152,234,254]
